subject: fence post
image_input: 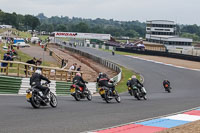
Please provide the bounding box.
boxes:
[60,71,63,81]
[17,64,20,76]
[6,64,9,75]
[26,66,28,77]
[65,72,68,81]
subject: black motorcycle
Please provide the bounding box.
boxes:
[128,85,147,100]
[98,85,121,103]
[26,82,57,108]
[70,83,92,101]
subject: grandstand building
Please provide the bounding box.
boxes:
[145,20,193,46]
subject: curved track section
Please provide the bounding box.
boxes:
[1,46,200,133]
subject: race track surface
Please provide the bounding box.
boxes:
[1,44,200,133]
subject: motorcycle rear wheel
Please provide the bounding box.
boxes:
[133,89,140,100]
[74,92,81,101]
[105,91,111,103]
[30,93,40,108]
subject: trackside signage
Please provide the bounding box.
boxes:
[54,32,111,40]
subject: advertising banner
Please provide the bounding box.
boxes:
[54,32,111,40]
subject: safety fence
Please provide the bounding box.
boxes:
[0,60,82,82]
[116,48,200,62]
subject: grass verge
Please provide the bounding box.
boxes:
[100,48,141,56]
[116,66,141,93]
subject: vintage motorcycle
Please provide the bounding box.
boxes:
[26,82,57,108]
[70,83,92,101]
[128,85,147,100]
[98,81,121,103]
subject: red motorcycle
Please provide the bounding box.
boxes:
[70,83,92,101]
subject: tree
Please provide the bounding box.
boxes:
[24,15,40,31]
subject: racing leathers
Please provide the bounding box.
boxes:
[127,78,143,93]
[98,77,115,92]
[73,75,87,92]
[30,73,51,98]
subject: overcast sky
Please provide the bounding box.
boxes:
[1,0,199,25]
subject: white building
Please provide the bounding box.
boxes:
[146,20,193,46]
[0,25,12,29]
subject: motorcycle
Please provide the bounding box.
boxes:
[128,85,147,100]
[26,82,57,108]
[164,84,172,93]
[70,83,92,101]
[98,82,121,103]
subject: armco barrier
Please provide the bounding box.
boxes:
[53,43,122,83]
[116,48,200,62]
[0,76,22,94]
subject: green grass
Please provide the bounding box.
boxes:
[38,35,49,42]
[100,48,140,56]
[18,31,32,38]
[0,29,7,34]
[116,66,141,93]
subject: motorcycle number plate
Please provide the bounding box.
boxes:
[100,90,105,95]
[128,87,131,90]
[70,88,75,93]
[26,93,32,99]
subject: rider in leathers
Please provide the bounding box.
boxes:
[30,70,51,99]
[127,75,144,93]
[163,80,170,90]
[98,73,116,93]
[73,73,87,92]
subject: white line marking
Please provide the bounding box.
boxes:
[125,55,200,72]
[164,114,200,121]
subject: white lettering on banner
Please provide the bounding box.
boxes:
[54,32,111,40]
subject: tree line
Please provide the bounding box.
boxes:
[0,10,40,31]
[1,10,200,41]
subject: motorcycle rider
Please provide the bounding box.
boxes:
[97,72,103,83]
[98,73,116,94]
[73,73,87,92]
[128,75,145,93]
[30,69,51,100]
[163,79,170,90]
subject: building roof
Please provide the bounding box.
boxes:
[146,34,193,42]
[146,20,175,25]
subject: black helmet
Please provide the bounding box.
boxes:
[102,73,107,78]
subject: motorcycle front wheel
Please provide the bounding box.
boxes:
[133,89,141,100]
[50,92,57,108]
[86,90,92,101]
[114,90,121,103]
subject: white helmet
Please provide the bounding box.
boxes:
[131,75,136,79]
[35,69,42,75]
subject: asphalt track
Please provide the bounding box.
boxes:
[1,45,200,133]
